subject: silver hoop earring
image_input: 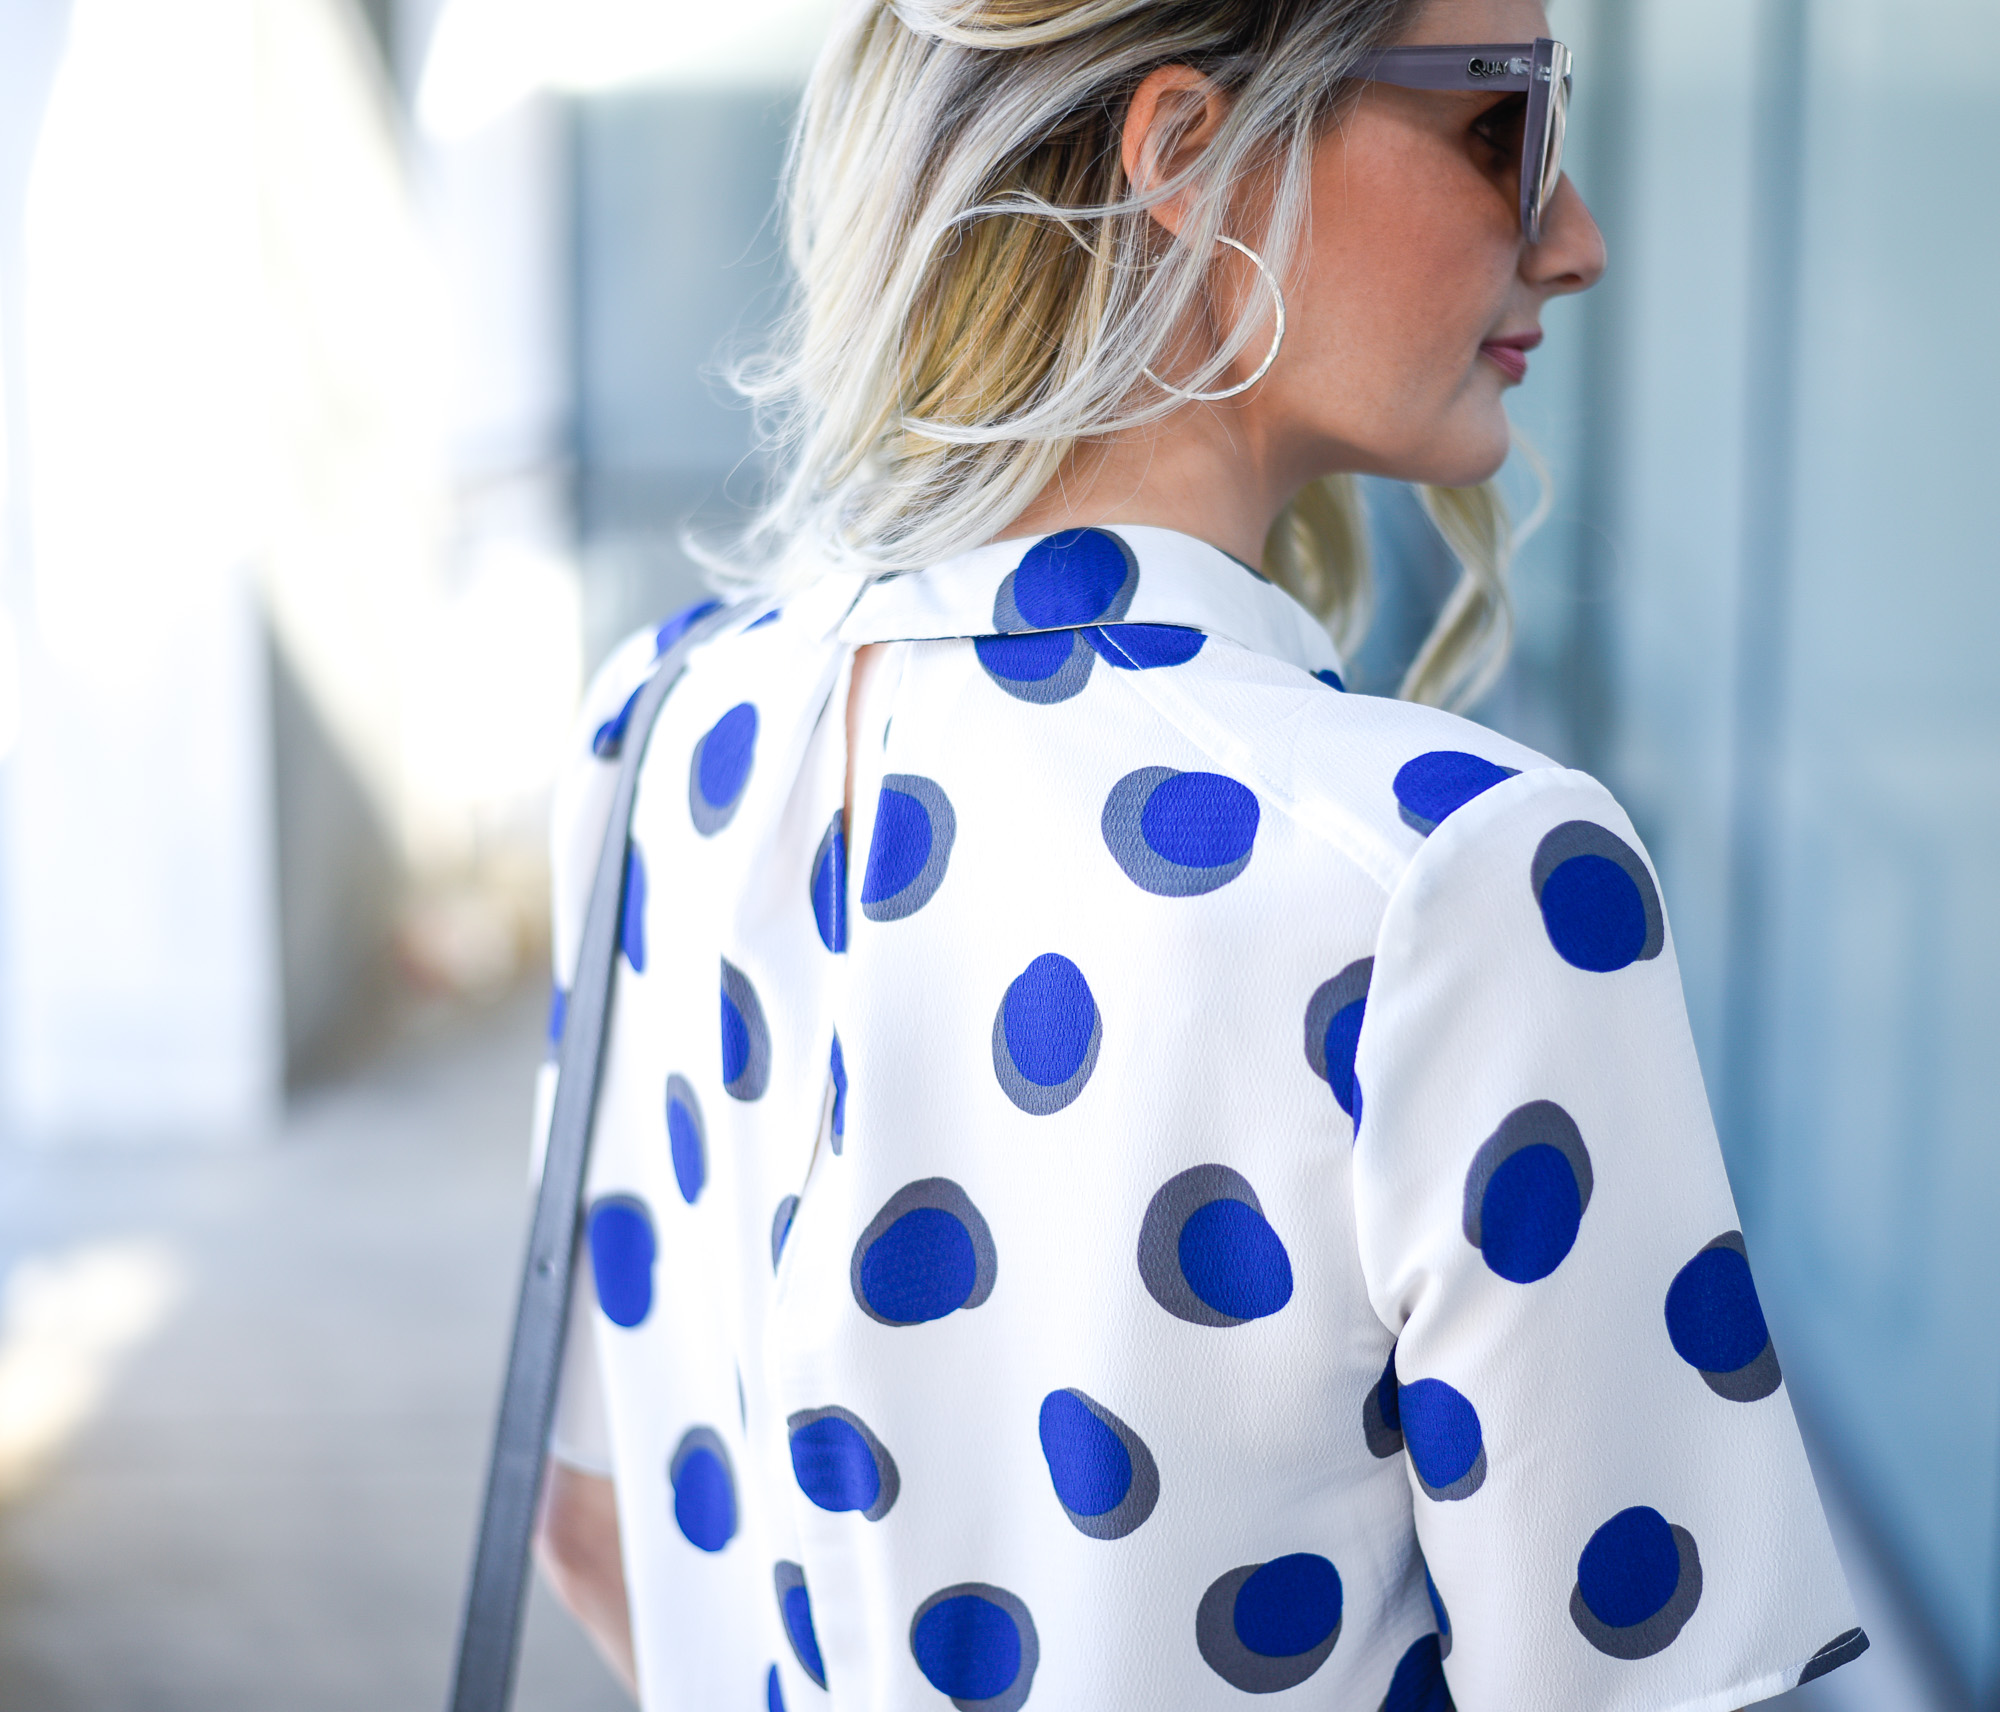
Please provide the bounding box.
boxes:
[1144,234,1288,404]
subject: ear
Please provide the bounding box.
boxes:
[1121,65,1231,240]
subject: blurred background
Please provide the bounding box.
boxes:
[0,0,1990,1707]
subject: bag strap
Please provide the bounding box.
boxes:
[447,600,744,1712]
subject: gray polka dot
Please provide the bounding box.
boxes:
[786,1404,901,1522]
[1799,1629,1869,1686]
[721,958,771,1101]
[771,1195,799,1272]
[1531,820,1665,961]
[990,532,1138,633]
[1039,1388,1160,1540]
[908,1583,1040,1712]
[1303,960,1371,1081]
[1137,1164,1269,1328]
[1361,1346,1402,1459]
[1101,767,1258,897]
[1678,1231,1783,1403]
[1570,1525,1702,1660]
[1461,1100,1595,1248]
[773,1561,825,1688]
[990,958,1102,1115]
[860,774,957,922]
[1196,1561,1342,1693]
[976,630,1096,703]
[849,1178,998,1327]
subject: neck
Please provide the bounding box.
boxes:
[1004,403,1302,567]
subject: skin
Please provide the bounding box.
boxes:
[534,1461,637,1696]
[1011,0,1607,565]
[534,1,1607,1694]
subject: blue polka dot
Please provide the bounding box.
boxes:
[1363,1344,1403,1458]
[810,811,847,952]
[665,1075,705,1205]
[979,630,1074,681]
[1665,1233,1780,1400]
[1544,857,1644,967]
[851,1180,997,1327]
[669,1428,737,1552]
[1462,1101,1594,1284]
[1198,1555,1343,1691]
[656,599,721,655]
[1236,1554,1343,1658]
[1578,1508,1680,1626]
[1314,668,1346,691]
[862,1210,972,1321]
[1036,1390,1160,1539]
[861,775,956,921]
[1392,750,1519,835]
[1138,1165,1294,1327]
[620,847,647,972]
[995,529,1138,630]
[1179,1200,1294,1321]
[1425,1566,1452,1658]
[1381,1633,1450,1712]
[770,1195,798,1272]
[690,703,758,835]
[766,1664,785,1712]
[1144,772,1259,867]
[992,954,1101,1114]
[1398,1378,1487,1501]
[587,1195,655,1328]
[1488,1150,1578,1275]
[1038,1390,1128,1516]
[1103,768,1259,896]
[720,958,771,1101]
[592,680,645,759]
[1570,1507,1703,1658]
[910,1586,1039,1712]
[1082,623,1206,668]
[788,1407,899,1521]
[546,984,567,1051]
[975,631,1094,704]
[829,1033,848,1147]
[774,1563,825,1688]
[1304,960,1372,1124]
[1532,820,1665,972]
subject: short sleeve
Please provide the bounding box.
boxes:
[535,620,685,1475]
[548,1255,614,1477]
[1351,765,1861,1712]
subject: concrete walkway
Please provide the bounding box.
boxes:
[0,986,625,1712]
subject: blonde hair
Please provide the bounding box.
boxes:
[722,0,1517,710]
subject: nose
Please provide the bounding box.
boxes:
[1524,174,1607,297]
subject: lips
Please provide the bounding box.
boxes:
[1479,331,1542,385]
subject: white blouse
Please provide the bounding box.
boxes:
[537,525,1863,1712]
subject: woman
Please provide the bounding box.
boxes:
[532,1,1864,1708]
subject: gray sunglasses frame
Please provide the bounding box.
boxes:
[1353,37,1573,244]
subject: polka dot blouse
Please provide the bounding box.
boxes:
[535,526,1864,1712]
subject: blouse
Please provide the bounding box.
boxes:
[535,523,1863,1712]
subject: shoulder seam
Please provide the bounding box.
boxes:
[1096,647,1409,894]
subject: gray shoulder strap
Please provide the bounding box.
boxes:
[447,600,743,1712]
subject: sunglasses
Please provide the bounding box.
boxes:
[1354,37,1573,245]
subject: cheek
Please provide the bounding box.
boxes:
[1289,139,1515,439]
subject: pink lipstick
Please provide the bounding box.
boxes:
[1479,330,1542,384]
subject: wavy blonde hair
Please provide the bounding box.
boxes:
[722,0,1517,709]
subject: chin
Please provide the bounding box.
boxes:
[1399,412,1513,489]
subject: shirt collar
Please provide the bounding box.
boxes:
[837,525,1343,678]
